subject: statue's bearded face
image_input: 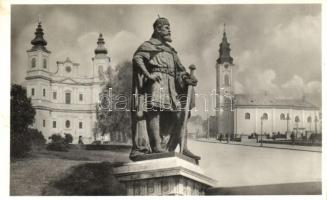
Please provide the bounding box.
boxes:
[157,24,172,42]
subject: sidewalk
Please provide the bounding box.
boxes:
[195,138,322,153]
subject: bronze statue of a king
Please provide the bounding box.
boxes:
[130,16,200,161]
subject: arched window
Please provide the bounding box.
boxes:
[31,58,36,68]
[245,113,250,120]
[43,89,46,97]
[43,58,47,69]
[31,88,35,96]
[65,120,70,128]
[262,113,268,120]
[307,116,312,123]
[224,74,230,86]
[295,116,300,123]
[280,113,285,120]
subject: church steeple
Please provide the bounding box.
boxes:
[94,33,108,55]
[29,20,50,53]
[217,24,233,64]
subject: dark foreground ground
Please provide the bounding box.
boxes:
[10,147,130,195]
[10,140,322,195]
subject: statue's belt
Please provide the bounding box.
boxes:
[149,67,175,77]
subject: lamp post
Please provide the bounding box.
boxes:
[260,116,263,147]
[295,116,300,139]
[286,113,290,136]
[207,112,210,140]
[314,116,318,134]
[308,116,312,133]
[260,114,267,147]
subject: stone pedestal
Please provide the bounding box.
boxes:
[113,154,216,195]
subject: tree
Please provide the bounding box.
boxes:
[10,84,36,157]
[96,61,132,142]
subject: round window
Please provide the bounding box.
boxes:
[65,120,70,128]
[66,66,71,72]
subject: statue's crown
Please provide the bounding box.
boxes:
[153,16,170,29]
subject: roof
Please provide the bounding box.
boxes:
[234,94,319,109]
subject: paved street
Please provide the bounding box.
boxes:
[188,139,321,187]
[196,138,322,152]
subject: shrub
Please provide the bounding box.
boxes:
[64,133,73,144]
[29,128,46,150]
[47,134,69,152]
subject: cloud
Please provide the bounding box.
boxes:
[281,75,321,99]
[110,30,141,67]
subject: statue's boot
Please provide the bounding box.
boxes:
[152,146,166,153]
[182,148,201,160]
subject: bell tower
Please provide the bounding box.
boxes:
[215,24,235,138]
[91,33,111,105]
[92,33,110,83]
[25,19,51,101]
[25,18,51,133]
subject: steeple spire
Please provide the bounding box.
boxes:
[29,18,49,53]
[94,33,108,55]
[217,24,233,64]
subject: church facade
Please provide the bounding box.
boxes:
[215,28,321,137]
[25,21,110,144]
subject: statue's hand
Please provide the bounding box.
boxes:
[148,73,161,82]
[184,73,197,86]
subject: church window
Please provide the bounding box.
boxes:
[43,58,47,69]
[79,122,83,129]
[262,113,268,120]
[43,120,46,127]
[43,89,46,97]
[66,66,71,73]
[245,113,250,120]
[224,64,229,69]
[65,92,71,104]
[53,121,56,128]
[224,74,230,86]
[53,92,57,100]
[65,120,70,128]
[79,94,83,101]
[31,58,36,68]
[280,113,285,120]
[295,116,300,123]
[31,88,35,96]
[307,116,312,123]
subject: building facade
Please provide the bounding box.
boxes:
[25,21,111,144]
[215,27,321,137]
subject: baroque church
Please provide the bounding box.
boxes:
[215,27,321,138]
[25,21,111,144]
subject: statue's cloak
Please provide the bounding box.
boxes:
[130,38,195,158]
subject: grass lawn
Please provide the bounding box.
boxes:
[10,147,130,195]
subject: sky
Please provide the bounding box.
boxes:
[10,4,321,117]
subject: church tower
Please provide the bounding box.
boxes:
[215,25,235,138]
[91,33,111,104]
[25,19,51,132]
